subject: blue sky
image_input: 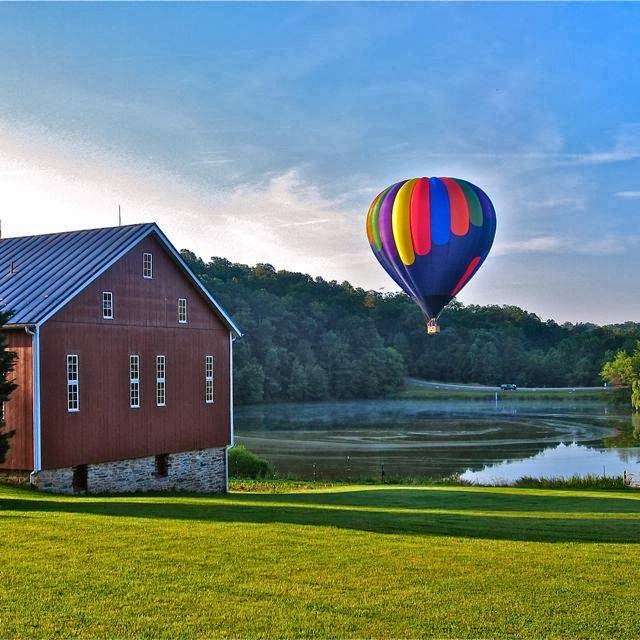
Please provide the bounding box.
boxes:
[1,3,639,323]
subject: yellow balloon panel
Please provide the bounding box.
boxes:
[392,179,417,265]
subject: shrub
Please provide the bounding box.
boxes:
[228,444,274,479]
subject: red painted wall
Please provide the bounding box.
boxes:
[39,234,231,470]
[0,329,33,471]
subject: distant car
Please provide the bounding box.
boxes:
[500,384,517,391]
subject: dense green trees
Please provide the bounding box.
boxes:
[374,299,640,389]
[184,253,406,404]
[601,342,640,409]
[183,251,640,404]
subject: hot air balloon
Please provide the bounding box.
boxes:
[366,177,496,334]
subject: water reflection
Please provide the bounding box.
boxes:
[235,398,638,481]
[461,442,640,484]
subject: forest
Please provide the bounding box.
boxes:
[182,251,640,405]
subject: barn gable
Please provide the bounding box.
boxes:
[0,223,241,336]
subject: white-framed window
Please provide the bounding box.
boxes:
[178,298,188,324]
[156,355,166,407]
[67,354,79,412]
[102,291,114,319]
[205,355,214,403]
[143,252,153,279]
[129,354,140,408]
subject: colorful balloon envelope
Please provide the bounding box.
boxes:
[366,177,496,327]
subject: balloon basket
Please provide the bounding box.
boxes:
[426,319,440,335]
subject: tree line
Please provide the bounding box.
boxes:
[182,251,640,405]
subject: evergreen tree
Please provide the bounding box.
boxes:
[0,311,17,464]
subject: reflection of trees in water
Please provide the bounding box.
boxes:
[602,413,640,448]
[633,414,640,442]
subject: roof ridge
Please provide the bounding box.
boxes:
[0,222,156,242]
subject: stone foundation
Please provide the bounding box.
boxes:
[0,469,31,485]
[30,447,227,494]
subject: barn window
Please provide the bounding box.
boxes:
[102,291,113,319]
[143,252,153,279]
[156,355,166,407]
[178,298,188,324]
[205,355,215,403]
[130,355,140,408]
[67,354,79,412]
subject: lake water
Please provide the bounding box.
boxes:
[235,397,640,483]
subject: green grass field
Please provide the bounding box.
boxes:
[393,384,610,401]
[1,482,640,639]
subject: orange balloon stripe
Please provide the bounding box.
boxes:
[450,256,481,296]
[410,177,431,255]
[442,177,469,236]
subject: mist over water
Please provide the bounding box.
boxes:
[235,398,639,483]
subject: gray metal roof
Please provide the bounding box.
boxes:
[0,222,242,336]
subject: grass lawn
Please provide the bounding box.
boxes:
[393,385,610,402]
[1,483,640,639]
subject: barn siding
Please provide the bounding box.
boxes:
[0,329,33,471]
[39,235,231,470]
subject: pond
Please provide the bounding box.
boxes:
[235,397,640,483]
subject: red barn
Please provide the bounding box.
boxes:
[0,223,241,493]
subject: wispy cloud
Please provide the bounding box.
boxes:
[566,150,640,166]
[417,147,640,166]
[535,196,586,210]
[495,234,639,257]
[494,236,565,255]
[278,218,333,228]
[194,153,234,167]
[415,124,640,168]
[563,124,640,166]
[180,168,367,282]
[615,191,640,199]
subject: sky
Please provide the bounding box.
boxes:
[0,2,639,324]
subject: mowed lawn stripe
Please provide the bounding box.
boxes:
[1,484,639,638]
